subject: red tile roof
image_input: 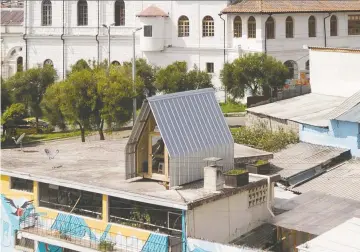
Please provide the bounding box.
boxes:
[222,0,360,14]
[1,9,23,25]
[137,5,169,17]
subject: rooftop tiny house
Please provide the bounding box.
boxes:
[125,88,235,187]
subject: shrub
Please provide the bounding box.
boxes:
[99,240,115,252]
[225,169,248,175]
[255,160,268,166]
[232,123,299,152]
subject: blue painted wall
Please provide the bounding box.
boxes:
[299,120,360,157]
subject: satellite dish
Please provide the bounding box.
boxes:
[44,149,59,160]
[12,133,25,150]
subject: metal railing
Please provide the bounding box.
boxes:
[19,210,171,252]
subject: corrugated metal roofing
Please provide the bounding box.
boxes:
[326,90,360,123]
[272,191,360,235]
[222,0,360,14]
[290,158,360,202]
[148,88,233,158]
[246,93,346,127]
[1,9,23,25]
[297,217,360,252]
[336,104,360,123]
[270,142,349,181]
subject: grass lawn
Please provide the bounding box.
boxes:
[220,102,246,114]
[24,130,92,143]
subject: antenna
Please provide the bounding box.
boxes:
[44,148,62,169]
[44,149,59,160]
[12,133,25,151]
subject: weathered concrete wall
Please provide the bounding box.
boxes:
[186,183,274,243]
[245,112,300,135]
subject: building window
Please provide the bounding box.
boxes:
[11,177,33,192]
[284,60,298,79]
[248,185,268,208]
[39,182,102,219]
[206,62,214,73]
[178,15,189,37]
[286,16,294,38]
[17,57,23,72]
[248,16,256,38]
[114,0,125,26]
[348,15,360,35]
[78,0,88,26]
[305,60,310,71]
[265,16,275,39]
[109,196,182,233]
[42,0,52,26]
[308,15,316,37]
[144,25,152,37]
[43,59,53,67]
[330,15,338,36]
[202,16,214,37]
[233,16,242,38]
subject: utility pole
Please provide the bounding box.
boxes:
[102,23,115,73]
[218,13,227,103]
[132,27,142,124]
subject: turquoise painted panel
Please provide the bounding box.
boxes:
[37,242,63,252]
[300,120,360,157]
[141,233,168,252]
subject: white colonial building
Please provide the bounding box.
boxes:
[2,0,360,100]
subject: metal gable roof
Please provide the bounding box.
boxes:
[147,88,234,158]
[336,103,360,123]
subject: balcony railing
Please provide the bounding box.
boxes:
[19,210,171,252]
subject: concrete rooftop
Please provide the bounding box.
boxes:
[1,134,277,210]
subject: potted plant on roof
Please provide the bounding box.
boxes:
[246,160,270,174]
[224,169,249,187]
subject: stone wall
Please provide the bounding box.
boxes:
[245,112,300,135]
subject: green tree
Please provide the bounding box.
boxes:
[70,59,91,73]
[1,103,27,136]
[155,61,213,94]
[6,65,57,132]
[1,80,12,113]
[59,69,97,142]
[123,58,157,108]
[96,65,136,132]
[220,53,289,99]
[41,82,67,131]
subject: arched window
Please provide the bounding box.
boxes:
[115,0,125,26]
[44,59,53,67]
[111,61,120,66]
[17,57,23,72]
[305,60,310,71]
[265,16,275,39]
[284,60,298,79]
[286,16,294,38]
[178,16,189,37]
[78,0,88,26]
[42,0,52,26]
[233,16,242,38]
[202,16,214,37]
[248,16,256,38]
[330,15,338,36]
[308,16,316,37]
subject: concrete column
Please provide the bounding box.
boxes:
[102,195,109,222]
[33,181,39,207]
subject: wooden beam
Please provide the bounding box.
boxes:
[164,146,169,179]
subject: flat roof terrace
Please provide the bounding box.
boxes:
[1,134,278,210]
